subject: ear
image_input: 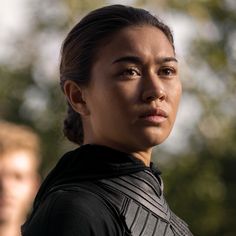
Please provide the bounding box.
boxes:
[63,80,90,116]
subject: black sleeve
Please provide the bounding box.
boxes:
[23,189,123,236]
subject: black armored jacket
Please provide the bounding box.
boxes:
[22,145,193,236]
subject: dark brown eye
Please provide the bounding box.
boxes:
[121,68,141,79]
[158,67,176,77]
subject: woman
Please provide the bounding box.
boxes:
[22,4,193,236]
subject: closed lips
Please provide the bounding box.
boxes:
[139,108,168,118]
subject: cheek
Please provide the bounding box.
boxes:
[174,85,182,108]
[16,180,36,199]
[95,83,138,111]
[168,82,182,115]
[111,81,141,104]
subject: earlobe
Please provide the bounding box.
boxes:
[63,80,89,115]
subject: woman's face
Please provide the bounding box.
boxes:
[82,25,182,153]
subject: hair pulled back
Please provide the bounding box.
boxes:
[60,4,175,145]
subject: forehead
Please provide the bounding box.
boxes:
[0,150,37,174]
[96,25,175,61]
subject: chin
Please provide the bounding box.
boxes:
[135,137,167,151]
[139,129,171,147]
[148,138,167,147]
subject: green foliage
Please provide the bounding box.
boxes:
[1,0,235,235]
[156,0,236,235]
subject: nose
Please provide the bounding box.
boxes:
[141,74,166,103]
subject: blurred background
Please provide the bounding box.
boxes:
[0,0,235,235]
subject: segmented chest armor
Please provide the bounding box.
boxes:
[95,170,193,236]
[51,169,193,236]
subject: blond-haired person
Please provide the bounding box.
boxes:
[0,121,40,236]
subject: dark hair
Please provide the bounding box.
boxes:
[60,4,175,145]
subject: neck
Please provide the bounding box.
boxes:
[130,149,152,166]
[0,222,21,236]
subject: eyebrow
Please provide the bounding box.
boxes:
[112,55,178,65]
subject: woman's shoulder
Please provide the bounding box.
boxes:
[46,185,113,218]
[23,186,124,236]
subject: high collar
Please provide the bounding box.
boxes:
[33,144,161,209]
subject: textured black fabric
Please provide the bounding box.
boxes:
[22,144,193,236]
[32,144,149,210]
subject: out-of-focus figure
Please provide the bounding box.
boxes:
[0,121,40,236]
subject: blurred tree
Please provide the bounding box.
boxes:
[0,0,235,235]
[149,0,236,235]
[0,0,107,174]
